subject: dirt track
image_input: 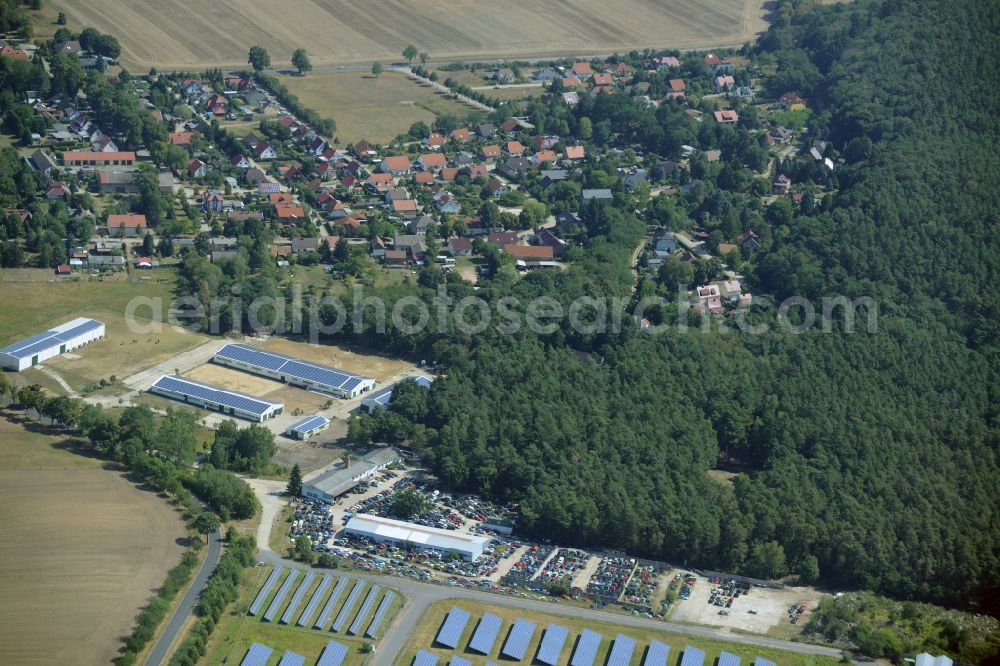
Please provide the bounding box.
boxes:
[52,0,768,71]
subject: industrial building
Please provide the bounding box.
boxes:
[301,448,401,502]
[148,375,283,422]
[0,318,105,371]
[285,415,330,440]
[360,376,432,414]
[343,514,491,561]
[213,344,375,399]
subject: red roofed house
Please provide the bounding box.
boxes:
[0,43,28,61]
[391,199,418,217]
[488,231,519,246]
[505,140,526,156]
[168,132,193,146]
[592,73,613,86]
[503,244,554,261]
[188,159,207,178]
[269,192,293,206]
[561,76,582,89]
[668,79,686,94]
[714,110,739,125]
[417,153,447,171]
[479,145,501,161]
[450,128,471,143]
[564,145,586,161]
[275,204,306,223]
[366,172,395,192]
[571,62,593,77]
[379,155,411,175]
[448,237,473,256]
[55,263,72,275]
[413,171,434,185]
[424,133,446,150]
[107,214,148,237]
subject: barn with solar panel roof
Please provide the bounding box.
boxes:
[0,318,105,371]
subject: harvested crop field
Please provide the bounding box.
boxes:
[278,71,476,144]
[0,416,186,665]
[257,339,414,383]
[51,0,767,71]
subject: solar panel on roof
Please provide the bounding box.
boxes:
[413,651,438,666]
[719,650,741,666]
[753,658,776,666]
[280,570,315,624]
[331,580,365,632]
[469,612,503,654]
[248,566,284,616]
[644,640,670,666]
[365,591,395,638]
[151,375,278,416]
[571,629,603,666]
[0,319,103,358]
[263,569,299,621]
[53,319,102,342]
[435,606,471,649]
[316,640,350,666]
[277,651,306,666]
[314,577,348,629]
[215,344,373,393]
[298,574,332,626]
[450,657,472,666]
[607,633,636,666]
[240,642,273,666]
[679,646,705,666]
[289,415,328,432]
[501,618,536,660]
[348,585,380,635]
[537,624,569,665]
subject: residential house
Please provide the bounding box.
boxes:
[738,228,761,252]
[488,231,519,246]
[366,172,395,192]
[493,68,515,83]
[561,76,582,89]
[55,263,72,276]
[417,152,447,171]
[772,174,792,195]
[499,118,519,133]
[732,86,754,100]
[479,145,501,161]
[779,92,806,111]
[571,62,592,77]
[462,164,489,180]
[107,214,147,237]
[54,40,81,56]
[424,133,446,150]
[168,131,193,146]
[531,150,558,167]
[476,123,496,139]
[439,167,459,182]
[380,155,411,176]
[246,166,270,185]
[561,91,581,106]
[534,228,566,257]
[99,171,138,194]
[533,68,560,81]
[505,140,526,156]
[383,188,408,204]
[448,238,473,256]
[541,170,568,188]
[502,157,531,178]
[620,168,649,190]
[253,141,277,160]
[654,56,683,69]
[592,73,613,87]
[275,204,306,224]
[393,235,427,260]
[384,249,407,265]
[369,236,386,258]
[563,145,585,161]
[452,151,475,167]
[713,109,739,125]
[667,79,686,94]
[410,215,433,235]
[484,178,508,197]
[580,188,613,206]
[188,159,207,178]
[503,244,555,262]
[450,128,471,143]
[91,135,119,153]
[770,126,794,144]
[692,284,724,314]
[434,192,460,214]
[555,211,581,232]
[353,139,378,160]
[391,199,419,218]
[25,149,57,177]
[413,171,434,186]
[202,190,224,212]
[291,238,319,254]
[45,181,71,199]
[713,75,735,92]
[157,171,175,194]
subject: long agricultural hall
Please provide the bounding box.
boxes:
[213,344,375,399]
[148,375,283,422]
[0,318,105,371]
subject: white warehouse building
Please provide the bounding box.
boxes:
[0,318,105,371]
[213,344,375,399]
[343,514,491,561]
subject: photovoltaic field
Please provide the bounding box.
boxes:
[51,0,767,71]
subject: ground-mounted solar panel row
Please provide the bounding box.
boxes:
[435,606,471,649]
[280,569,315,624]
[348,584,381,635]
[608,633,636,666]
[449,657,472,666]
[644,639,671,666]
[366,591,395,638]
[315,576,349,630]
[469,612,503,654]
[571,628,603,666]
[298,574,332,626]
[754,658,777,666]
[315,640,350,666]
[263,569,299,621]
[248,566,284,616]
[277,650,306,666]
[537,624,569,666]
[331,580,365,632]
[414,650,439,666]
[501,618,536,661]
[680,645,707,666]
[719,650,742,666]
[241,642,272,666]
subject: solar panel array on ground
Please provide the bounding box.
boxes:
[644,639,671,666]
[436,607,471,649]
[366,591,395,638]
[607,633,636,666]
[263,569,299,621]
[414,650,439,666]
[680,646,706,666]
[449,657,472,666]
[248,566,284,616]
[241,642,273,666]
[298,574,332,626]
[316,640,349,666]
[719,651,742,666]
[537,624,569,666]
[571,628,603,666]
[754,658,776,666]
[0,318,103,359]
[331,580,365,632]
[277,651,306,666]
[216,343,372,392]
[501,618,537,660]
[281,570,315,624]
[151,375,279,416]
[469,612,503,654]
[348,584,381,635]
[315,576,349,629]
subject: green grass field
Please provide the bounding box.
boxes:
[203,564,402,666]
[398,599,839,666]
[278,71,479,144]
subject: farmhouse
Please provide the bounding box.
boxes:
[107,214,148,237]
[344,514,490,561]
[0,318,106,371]
[360,376,433,414]
[148,375,283,422]
[285,415,330,440]
[213,343,375,399]
[62,151,136,167]
[302,448,402,502]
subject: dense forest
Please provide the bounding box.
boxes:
[167,0,1000,611]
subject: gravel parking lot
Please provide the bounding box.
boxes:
[670,574,824,633]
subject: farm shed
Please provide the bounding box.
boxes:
[285,415,330,440]
[360,376,432,414]
[213,344,375,399]
[0,318,105,371]
[148,375,283,422]
[343,513,491,561]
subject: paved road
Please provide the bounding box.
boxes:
[252,548,841,666]
[143,529,223,666]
